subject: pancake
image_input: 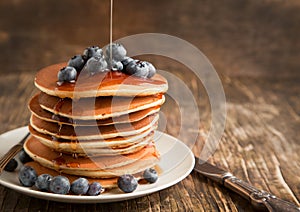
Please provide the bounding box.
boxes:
[24,136,159,178]
[30,114,159,140]
[29,93,160,126]
[54,138,152,156]
[25,161,119,189]
[60,153,158,178]
[38,92,165,120]
[29,126,155,156]
[29,125,155,150]
[35,63,168,98]
[26,161,160,190]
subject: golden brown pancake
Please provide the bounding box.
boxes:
[29,93,160,126]
[29,125,155,149]
[30,114,159,140]
[29,125,155,156]
[35,63,168,98]
[38,92,165,120]
[24,136,159,178]
[25,161,119,189]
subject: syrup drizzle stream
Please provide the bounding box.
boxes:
[108,0,114,79]
[53,98,65,113]
[110,0,113,62]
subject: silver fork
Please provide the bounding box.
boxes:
[0,132,30,173]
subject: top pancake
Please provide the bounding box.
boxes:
[35,63,168,98]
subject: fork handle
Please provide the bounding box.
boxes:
[0,144,23,173]
[0,133,30,173]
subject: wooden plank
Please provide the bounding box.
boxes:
[0,73,300,211]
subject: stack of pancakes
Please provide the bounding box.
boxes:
[24,63,168,188]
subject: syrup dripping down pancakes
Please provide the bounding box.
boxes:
[25,62,168,188]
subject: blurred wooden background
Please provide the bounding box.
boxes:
[0,0,299,211]
[0,0,299,77]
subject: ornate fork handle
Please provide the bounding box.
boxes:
[0,132,30,173]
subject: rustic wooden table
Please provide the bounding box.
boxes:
[0,0,299,211]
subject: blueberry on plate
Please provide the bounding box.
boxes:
[105,43,127,61]
[49,176,70,195]
[117,174,138,193]
[35,174,53,191]
[4,158,18,172]
[18,166,38,187]
[83,46,103,60]
[87,182,103,196]
[67,55,85,71]
[19,149,33,164]
[70,177,89,195]
[143,168,158,183]
[83,56,108,74]
[57,66,77,83]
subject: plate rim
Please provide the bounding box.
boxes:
[0,126,195,203]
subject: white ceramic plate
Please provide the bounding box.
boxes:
[0,127,195,203]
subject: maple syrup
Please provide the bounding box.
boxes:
[66,162,80,168]
[53,98,65,112]
[52,155,66,166]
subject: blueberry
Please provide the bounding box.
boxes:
[145,62,156,78]
[87,182,103,196]
[105,43,127,61]
[4,158,18,172]
[143,168,158,183]
[117,174,138,193]
[108,60,123,71]
[49,176,70,195]
[121,57,134,67]
[125,60,139,75]
[70,177,89,195]
[83,46,103,60]
[19,149,33,164]
[67,55,85,71]
[57,66,77,83]
[83,56,108,74]
[125,60,156,78]
[133,61,150,78]
[18,166,38,187]
[35,174,53,191]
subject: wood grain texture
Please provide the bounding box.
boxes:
[0,0,299,211]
